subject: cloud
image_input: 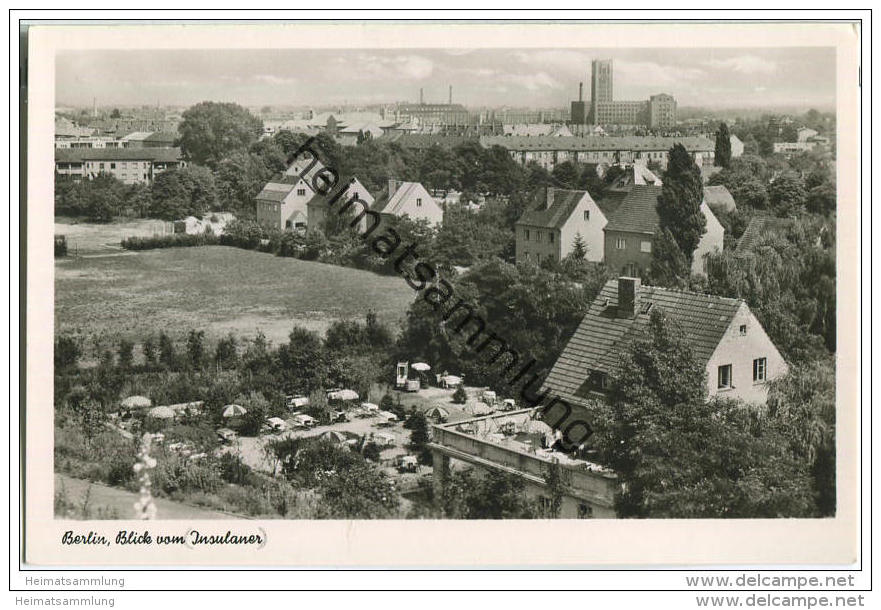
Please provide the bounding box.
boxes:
[614,60,705,86]
[513,50,593,74]
[253,74,298,85]
[355,53,434,80]
[704,55,777,75]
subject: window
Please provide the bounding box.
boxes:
[110,163,116,169]
[588,370,608,391]
[297,188,306,196]
[525,229,530,241]
[753,358,767,382]
[535,232,542,243]
[578,503,594,519]
[416,198,422,207]
[584,210,590,221]
[640,240,652,253]
[549,232,555,243]
[739,324,747,336]
[717,364,732,389]
[616,237,626,250]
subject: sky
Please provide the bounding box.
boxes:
[55,47,836,111]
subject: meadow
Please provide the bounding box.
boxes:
[55,245,418,357]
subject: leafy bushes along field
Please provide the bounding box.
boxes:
[121,232,220,250]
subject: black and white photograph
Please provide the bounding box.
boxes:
[18,18,863,572]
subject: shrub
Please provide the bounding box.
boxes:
[452,386,468,404]
[121,233,220,251]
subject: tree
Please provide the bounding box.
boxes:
[656,144,706,263]
[150,165,217,220]
[55,336,81,370]
[110,108,121,118]
[178,101,264,167]
[441,469,535,519]
[648,227,691,288]
[766,359,836,516]
[214,334,239,370]
[714,122,732,168]
[186,330,205,369]
[806,182,836,216]
[451,386,468,404]
[768,171,807,217]
[81,173,126,222]
[551,161,579,188]
[406,412,433,464]
[593,309,815,518]
[158,332,177,369]
[117,338,134,370]
[142,335,158,368]
[570,233,587,260]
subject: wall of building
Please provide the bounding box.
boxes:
[558,195,606,262]
[255,200,281,230]
[430,424,618,518]
[386,184,444,226]
[515,224,561,264]
[280,180,316,229]
[603,229,654,275]
[705,303,788,405]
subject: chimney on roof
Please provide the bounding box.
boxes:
[449,85,453,105]
[618,276,641,319]
[545,187,555,209]
[388,179,402,198]
[579,82,583,102]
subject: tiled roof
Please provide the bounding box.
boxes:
[54,147,183,162]
[389,134,479,149]
[737,216,793,251]
[256,181,296,202]
[371,182,428,215]
[703,185,736,212]
[515,188,589,230]
[143,131,179,144]
[542,279,743,408]
[479,135,715,153]
[603,185,663,234]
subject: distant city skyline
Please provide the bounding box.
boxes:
[56,47,836,111]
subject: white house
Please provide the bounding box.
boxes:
[371,179,444,227]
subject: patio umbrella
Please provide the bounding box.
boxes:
[147,406,175,420]
[121,395,152,409]
[222,404,247,418]
[319,430,347,444]
[328,389,359,401]
[425,406,449,420]
[411,362,431,372]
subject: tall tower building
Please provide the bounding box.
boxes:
[589,59,613,124]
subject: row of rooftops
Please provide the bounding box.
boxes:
[55,147,184,163]
[515,183,735,236]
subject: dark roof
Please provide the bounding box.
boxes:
[516,188,589,229]
[542,279,744,408]
[54,147,183,163]
[143,131,179,144]
[305,177,361,209]
[737,216,793,251]
[603,185,663,234]
[389,134,479,149]
[479,135,715,153]
[595,190,628,217]
[255,187,291,202]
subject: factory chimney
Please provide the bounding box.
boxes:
[579,82,583,102]
[449,85,452,105]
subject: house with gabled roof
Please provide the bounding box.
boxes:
[306,176,375,234]
[542,276,788,408]
[254,153,327,231]
[736,216,794,252]
[370,179,444,227]
[603,185,724,277]
[515,187,620,265]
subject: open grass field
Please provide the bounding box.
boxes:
[55,245,418,354]
[55,217,171,256]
